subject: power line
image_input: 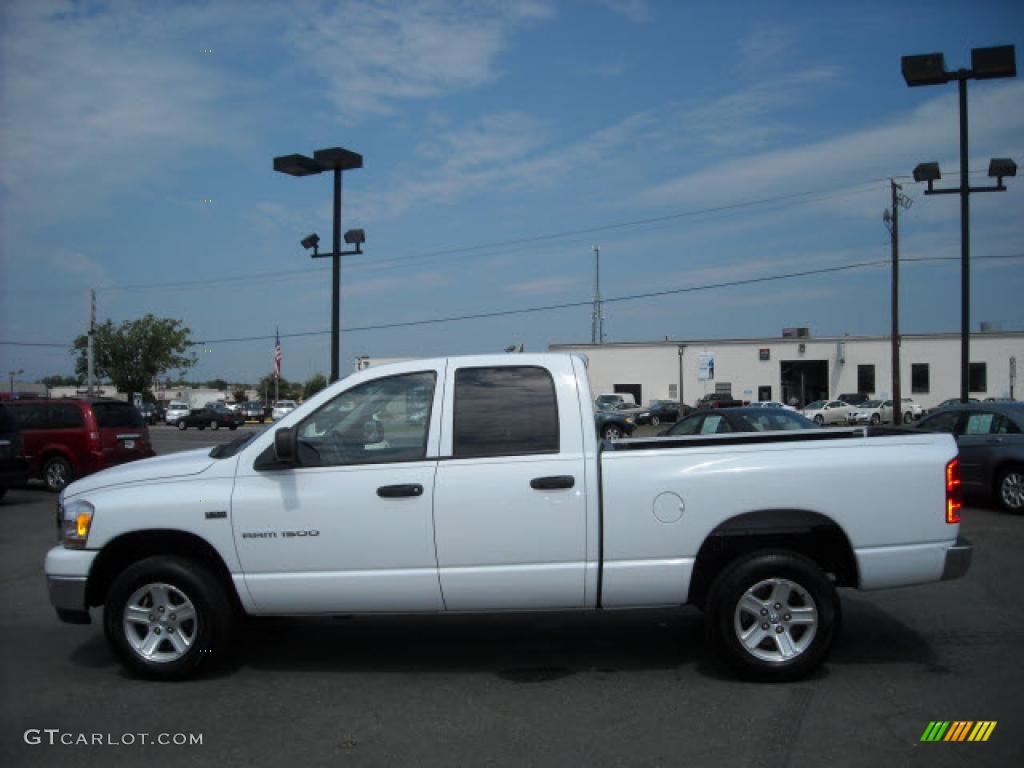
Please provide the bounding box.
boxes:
[96,178,891,295]
[4,252,1020,350]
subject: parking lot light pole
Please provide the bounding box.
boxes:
[273,147,364,383]
[901,45,1016,403]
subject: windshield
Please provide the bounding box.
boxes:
[862,400,882,408]
[804,400,825,410]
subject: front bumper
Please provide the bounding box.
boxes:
[47,576,90,624]
[45,546,97,624]
[941,535,972,581]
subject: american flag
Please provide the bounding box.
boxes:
[274,328,282,379]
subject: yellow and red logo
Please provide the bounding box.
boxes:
[920,721,997,742]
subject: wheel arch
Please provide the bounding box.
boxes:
[86,529,243,614]
[688,509,859,607]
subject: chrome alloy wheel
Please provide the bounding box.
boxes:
[45,460,70,490]
[733,578,818,663]
[1001,470,1024,511]
[122,582,198,663]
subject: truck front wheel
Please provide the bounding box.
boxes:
[103,556,234,681]
[707,550,839,682]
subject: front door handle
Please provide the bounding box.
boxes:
[377,484,424,498]
[530,475,575,490]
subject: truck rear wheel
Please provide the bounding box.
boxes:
[706,550,839,682]
[103,556,234,681]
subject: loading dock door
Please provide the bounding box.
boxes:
[780,361,828,407]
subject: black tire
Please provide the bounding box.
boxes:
[43,455,73,493]
[706,550,839,682]
[651,415,661,426]
[0,486,7,500]
[813,415,824,425]
[229,425,238,431]
[103,555,234,681]
[996,465,1024,514]
[177,420,187,431]
[870,413,880,425]
[198,425,205,431]
[211,420,219,430]
[903,412,913,424]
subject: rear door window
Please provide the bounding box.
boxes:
[701,414,732,434]
[50,403,84,429]
[919,411,960,434]
[92,402,144,428]
[453,366,558,458]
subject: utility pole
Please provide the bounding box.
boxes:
[87,288,96,397]
[591,245,605,344]
[883,181,911,423]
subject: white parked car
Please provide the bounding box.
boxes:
[901,398,923,423]
[848,400,894,425]
[164,401,190,424]
[271,400,298,420]
[750,401,797,411]
[801,400,854,425]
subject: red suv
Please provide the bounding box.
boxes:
[6,398,155,492]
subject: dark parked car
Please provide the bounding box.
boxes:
[138,402,165,425]
[6,398,154,491]
[240,401,266,423]
[645,400,691,426]
[661,407,820,436]
[0,403,30,499]
[176,402,245,431]
[694,392,743,409]
[613,401,653,424]
[595,405,636,440]
[915,402,1024,513]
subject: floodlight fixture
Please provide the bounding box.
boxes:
[901,53,949,86]
[343,229,365,245]
[273,154,323,177]
[312,147,363,172]
[912,162,941,183]
[970,45,1016,80]
[300,233,320,250]
[988,157,1017,180]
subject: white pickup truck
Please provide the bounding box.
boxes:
[46,354,971,681]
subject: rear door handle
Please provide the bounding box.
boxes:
[530,475,575,490]
[377,484,424,498]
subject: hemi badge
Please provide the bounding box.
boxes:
[205,510,228,520]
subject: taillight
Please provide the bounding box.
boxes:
[946,458,962,524]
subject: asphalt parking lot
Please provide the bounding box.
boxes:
[1,426,1021,766]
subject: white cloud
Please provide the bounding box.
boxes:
[640,80,1024,213]
[592,0,651,23]
[46,250,109,287]
[287,1,554,122]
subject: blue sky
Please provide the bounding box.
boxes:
[1,0,1022,385]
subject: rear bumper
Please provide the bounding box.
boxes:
[941,535,972,581]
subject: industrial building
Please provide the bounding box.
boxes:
[550,329,1022,409]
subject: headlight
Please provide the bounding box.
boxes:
[61,499,94,549]
[626,417,635,424]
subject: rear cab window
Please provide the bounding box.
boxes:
[452,366,559,458]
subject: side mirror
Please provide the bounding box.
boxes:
[273,426,297,463]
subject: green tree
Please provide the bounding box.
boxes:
[206,378,229,391]
[303,373,328,399]
[72,315,196,400]
[257,372,299,401]
[232,386,248,404]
